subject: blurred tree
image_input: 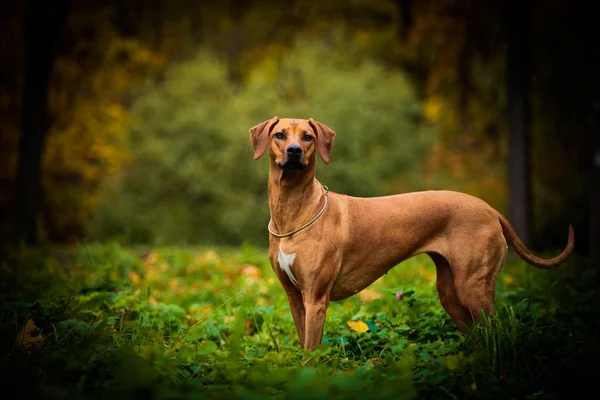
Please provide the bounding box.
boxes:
[41,3,164,242]
[506,0,532,246]
[2,0,165,243]
[592,100,600,254]
[0,2,24,240]
[389,0,508,214]
[14,0,70,244]
[391,0,595,252]
[0,0,595,252]
[88,39,433,245]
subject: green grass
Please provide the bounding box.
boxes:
[0,243,598,400]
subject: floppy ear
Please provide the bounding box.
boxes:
[249,116,279,160]
[308,118,336,164]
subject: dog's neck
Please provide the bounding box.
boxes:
[267,160,324,235]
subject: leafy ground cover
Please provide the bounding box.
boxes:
[1,243,599,399]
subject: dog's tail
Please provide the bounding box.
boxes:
[497,213,574,269]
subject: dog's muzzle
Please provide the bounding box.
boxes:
[279,144,306,170]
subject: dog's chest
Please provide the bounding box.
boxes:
[277,247,299,287]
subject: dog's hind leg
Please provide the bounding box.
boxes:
[430,252,473,333]
[451,234,508,328]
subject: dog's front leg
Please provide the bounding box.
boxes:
[302,296,330,350]
[285,289,306,347]
[301,260,337,350]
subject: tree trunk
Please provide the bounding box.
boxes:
[396,0,412,40]
[458,8,472,134]
[587,0,599,255]
[506,0,532,247]
[13,0,69,245]
[591,102,600,256]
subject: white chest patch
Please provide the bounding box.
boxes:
[278,248,299,287]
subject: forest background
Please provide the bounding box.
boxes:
[0,0,597,253]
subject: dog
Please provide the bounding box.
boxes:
[249,116,574,350]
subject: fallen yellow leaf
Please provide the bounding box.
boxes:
[347,320,369,333]
[13,319,46,350]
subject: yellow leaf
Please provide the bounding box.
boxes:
[13,320,46,350]
[423,96,443,122]
[347,320,369,333]
[129,271,140,284]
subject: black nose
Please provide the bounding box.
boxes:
[286,144,303,157]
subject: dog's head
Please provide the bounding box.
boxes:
[249,117,336,170]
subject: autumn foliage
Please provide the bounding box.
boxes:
[0,0,595,249]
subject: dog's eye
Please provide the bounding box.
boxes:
[274,132,285,139]
[303,134,313,142]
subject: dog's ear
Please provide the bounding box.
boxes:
[249,116,279,160]
[308,118,336,164]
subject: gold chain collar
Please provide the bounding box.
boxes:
[267,185,329,238]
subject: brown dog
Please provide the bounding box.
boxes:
[249,116,574,350]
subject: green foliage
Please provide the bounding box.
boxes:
[1,244,598,399]
[88,38,434,245]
